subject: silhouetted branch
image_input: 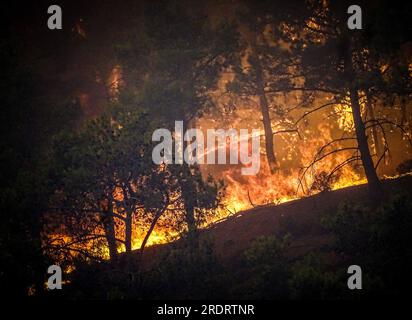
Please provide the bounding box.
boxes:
[297,147,359,194]
[366,119,412,148]
[48,206,126,221]
[374,147,389,170]
[273,129,302,139]
[295,102,341,125]
[247,189,256,208]
[327,155,361,184]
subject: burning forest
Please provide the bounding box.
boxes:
[1,0,412,307]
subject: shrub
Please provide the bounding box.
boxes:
[142,238,227,299]
[289,253,344,300]
[396,159,412,174]
[322,193,412,296]
[241,235,291,299]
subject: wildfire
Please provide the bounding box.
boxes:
[195,93,368,219]
[47,94,377,260]
[47,67,410,262]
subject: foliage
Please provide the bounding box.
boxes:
[288,253,345,300]
[0,25,82,297]
[240,235,291,298]
[63,238,226,300]
[309,171,337,193]
[396,159,412,175]
[141,238,226,299]
[323,193,412,296]
[48,109,223,261]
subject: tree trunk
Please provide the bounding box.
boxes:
[140,212,162,254]
[181,120,196,235]
[180,119,198,243]
[121,186,133,253]
[349,88,382,196]
[251,53,278,173]
[125,213,132,253]
[344,41,382,198]
[185,201,197,235]
[103,212,118,262]
[365,93,382,158]
[181,163,198,238]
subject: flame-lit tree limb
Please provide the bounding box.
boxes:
[145,189,181,245]
[46,204,125,261]
[298,146,359,193]
[297,147,359,194]
[363,118,412,169]
[366,121,392,163]
[272,129,302,140]
[326,155,362,187]
[325,108,352,122]
[294,101,342,126]
[365,93,382,158]
[49,235,115,249]
[305,113,406,184]
[46,234,123,263]
[48,206,128,221]
[281,91,316,114]
[312,138,357,162]
[51,246,106,263]
[264,87,341,95]
[139,191,173,254]
[374,147,390,171]
[365,119,412,148]
[43,224,125,262]
[49,191,149,259]
[247,189,256,208]
[296,114,409,195]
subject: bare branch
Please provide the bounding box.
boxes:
[295,102,340,125]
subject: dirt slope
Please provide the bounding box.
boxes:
[141,174,412,267]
